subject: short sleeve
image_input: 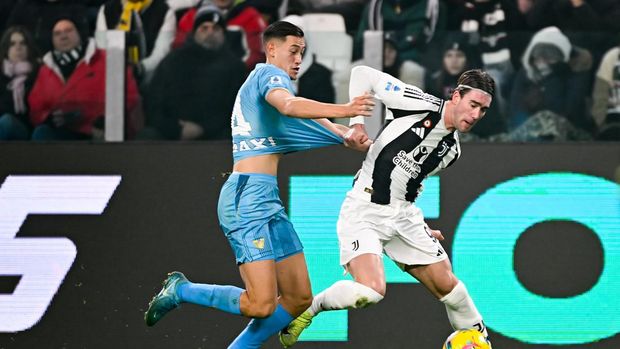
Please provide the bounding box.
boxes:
[258,66,293,98]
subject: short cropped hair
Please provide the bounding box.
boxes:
[455,69,496,98]
[262,20,304,44]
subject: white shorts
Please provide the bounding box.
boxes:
[337,191,447,268]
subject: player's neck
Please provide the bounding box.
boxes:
[442,101,456,131]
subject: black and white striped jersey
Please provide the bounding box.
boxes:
[352,86,461,205]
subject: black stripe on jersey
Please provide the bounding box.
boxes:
[403,91,443,107]
[388,100,444,119]
[370,112,442,204]
[405,132,458,202]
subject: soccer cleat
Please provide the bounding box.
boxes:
[278,310,314,348]
[144,271,188,326]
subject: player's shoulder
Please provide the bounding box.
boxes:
[255,64,289,80]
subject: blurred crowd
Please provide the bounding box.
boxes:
[0,0,619,141]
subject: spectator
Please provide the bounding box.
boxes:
[7,0,89,54]
[591,42,620,140]
[456,0,522,112]
[142,4,246,140]
[509,26,593,133]
[29,16,139,140]
[0,26,39,140]
[353,0,446,86]
[286,0,366,35]
[247,0,283,24]
[425,33,505,138]
[96,0,176,82]
[174,0,267,69]
[384,30,435,87]
[521,0,620,64]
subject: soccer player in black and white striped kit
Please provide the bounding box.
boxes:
[279,65,495,347]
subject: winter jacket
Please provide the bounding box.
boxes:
[174,1,266,69]
[28,39,139,135]
[145,40,246,140]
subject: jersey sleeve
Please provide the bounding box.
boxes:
[258,66,294,98]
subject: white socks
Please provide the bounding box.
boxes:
[308,280,384,316]
[440,281,488,337]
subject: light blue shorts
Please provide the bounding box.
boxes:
[217,172,303,264]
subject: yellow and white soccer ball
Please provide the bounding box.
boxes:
[442,329,492,349]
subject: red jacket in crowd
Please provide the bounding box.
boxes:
[28,39,139,136]
[174,3,266,69]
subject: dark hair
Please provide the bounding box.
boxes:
[455,69,496,98]
[262,20,304,45]
[0,26,40,69]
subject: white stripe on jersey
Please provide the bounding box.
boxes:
[353,110,460,204]
[348,66,462,204]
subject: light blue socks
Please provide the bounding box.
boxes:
[177,282,243,315]
[228,304,294,349]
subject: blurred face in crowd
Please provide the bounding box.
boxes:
[194,22,225,50]
[213,0,234,10]
[447,89,492,133]
[52,20,81,53]
[517,0,534,13]
[7,32,28,63]
[443,48,467,76]
[384,41,397,68]
[266,35,305,80]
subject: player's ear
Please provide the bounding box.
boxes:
[451,89,462,104]
[265,40,277,58]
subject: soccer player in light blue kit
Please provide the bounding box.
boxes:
[144,21,375,348]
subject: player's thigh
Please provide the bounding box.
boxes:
[275,252,312,315]
[239,259,278,314]
[405,259,459,299]
[337,195,387,266]
[347,253,386,295]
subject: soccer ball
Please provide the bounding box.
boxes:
[442,329,491,349]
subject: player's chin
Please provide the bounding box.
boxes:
[289,69,299,80]
[460,121,475,132]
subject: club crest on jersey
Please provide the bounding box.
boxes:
[437,141,450,156]
[253,238,265,249]
[384,81,401,92]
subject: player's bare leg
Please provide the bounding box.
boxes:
[279,253,385,347]
[238,259,279,317]
[229,253,312,348]
[406,259,488,337]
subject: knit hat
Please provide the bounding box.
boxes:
[193,4,226,32]
[50,13,90,46]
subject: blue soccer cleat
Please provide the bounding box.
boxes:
[144,271,188,326]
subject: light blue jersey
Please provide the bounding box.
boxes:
[231,63,342,162]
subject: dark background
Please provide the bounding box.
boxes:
[0,142,618,349]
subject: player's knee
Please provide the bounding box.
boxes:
[281,291,312,315]
[246,298,277,318]
[362,279,386,297]
[298,292,313,310]
[436,275,460,299]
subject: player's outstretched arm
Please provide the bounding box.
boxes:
[315,120,372,152]
[266,89,375,119]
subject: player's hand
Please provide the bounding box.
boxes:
[347,92,375,117]
[425,224,445,241]
[344,123,369,144]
